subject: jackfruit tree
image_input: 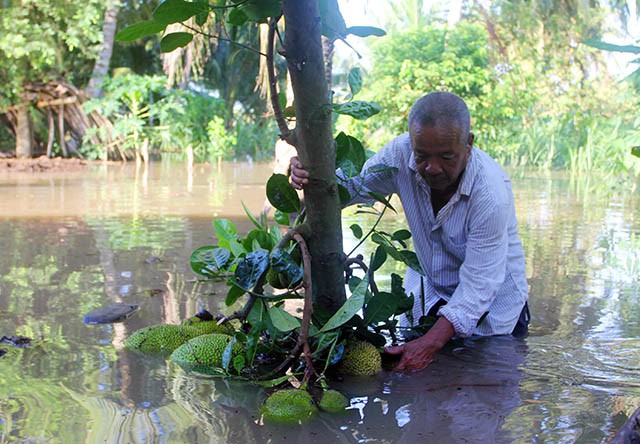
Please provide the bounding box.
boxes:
[117,0,431,405]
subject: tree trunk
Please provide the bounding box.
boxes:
[283,0,346,314]
[86,0,121,98]
[15,103,33,159]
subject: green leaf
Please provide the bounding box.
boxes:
[242,229,275,252]
[319,0,347,38]
[115,21,166,42]
[364,292,398,324]
[228,7,248,26]
[247,300,267,327]
[392,229,412,241]
[266,174,301,213]
[400,250,424,275]
[274,210,291,226]
[242,0,282,22]
[332,101,381,120]
[346,26,386,38]
[349,223,363,239]
[213,219,237,249]
[190,246,231,276]
[318,276,368,333]
[268,305,301,332]
[153,0,211,24]
[632,146,640,158]
[312,331,339,356]
[195,0,209,26]
[242,201,264,230]
[225,283,246,306]
[338,184,352,205]
[221,337,237,371]
[255,374,292,387]
[367,191,396,212]
[335,132,366,176]
[234,250,269,291]
[371,233,388,246]
[347,67,362,97]
[233,354,245,372]
[160,32,193,52]
[270,248,303,286]
[582,39,640,54]
[370,245,387,272]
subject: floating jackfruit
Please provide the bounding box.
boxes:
[170,333,244,373]
[318,389,349,413]
[262,389,318,423]
[337,340,382,376]
[124,324,204,355]
[181,318,235,336]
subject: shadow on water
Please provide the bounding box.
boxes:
[0,162,639,443]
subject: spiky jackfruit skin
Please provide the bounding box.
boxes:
[181,318,235,336]
[319,390,349,413]
[124,324,203,355]
[337,340,382,376]
[170,334,243,371]
[262,389,318,423]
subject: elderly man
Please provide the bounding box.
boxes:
[290,91,529,372]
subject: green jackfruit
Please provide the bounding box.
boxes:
[181,318,235,336]
[262,389,318,423]
[170,333,244,372]
[319,389,349,413]
[124,324,204,355]
[337,340,382,376]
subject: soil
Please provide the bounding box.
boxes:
[0,156,91,172]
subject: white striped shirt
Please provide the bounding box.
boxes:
[342,132,528,337]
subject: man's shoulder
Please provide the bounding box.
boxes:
[470,148,513,204]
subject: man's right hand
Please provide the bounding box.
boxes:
[289,156,309,190]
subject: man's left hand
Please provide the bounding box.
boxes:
[384,316,456,372]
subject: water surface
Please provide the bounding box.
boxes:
[0,162,639,443]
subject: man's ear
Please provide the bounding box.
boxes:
[467,132,475,150]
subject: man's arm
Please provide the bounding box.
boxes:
[384,316,455,372]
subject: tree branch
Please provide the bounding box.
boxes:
[267,16,296,145]
[181,23,266,57]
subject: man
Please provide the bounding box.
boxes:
[289,91,529,372]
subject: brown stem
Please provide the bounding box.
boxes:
[218,225,310,325]
[293,231,319,380]
[345,255,379,295]
[267,16,296,145]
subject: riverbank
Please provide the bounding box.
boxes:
[0,156,91,172]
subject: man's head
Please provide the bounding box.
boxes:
[408,92,474,193]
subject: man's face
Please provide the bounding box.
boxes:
[410,122,474,193]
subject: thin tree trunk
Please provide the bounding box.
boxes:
[86,0,121,98]
[15,103,33,159]
[283,0,346,314]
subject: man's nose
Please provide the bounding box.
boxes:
[424,158,442,175]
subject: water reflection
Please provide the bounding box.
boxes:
[0,163,639,443]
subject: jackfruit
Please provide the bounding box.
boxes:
[124,324,204,355]
[318,389,349,413]
[170,333,244,372]
[181,317,235,336]
[336,340,382,376]
[262,389,318,423]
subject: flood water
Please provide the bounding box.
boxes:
[0,161,639,443]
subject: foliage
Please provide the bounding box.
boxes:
[82,73,243,161]
[0,0,104,106]
[338,22,518,147]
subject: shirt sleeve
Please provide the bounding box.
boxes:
[438,196,510,337]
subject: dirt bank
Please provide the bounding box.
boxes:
[0,156,91,172]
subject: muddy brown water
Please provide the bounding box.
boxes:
[0,161,639,443]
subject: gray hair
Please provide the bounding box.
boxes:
[408,92,471,142]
